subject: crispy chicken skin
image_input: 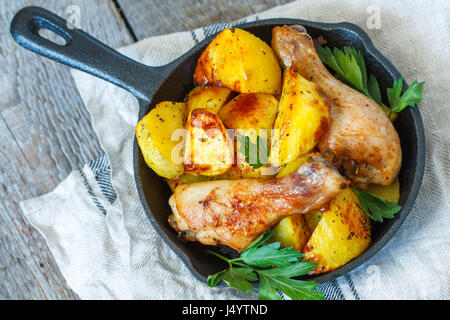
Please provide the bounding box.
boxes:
[169,155,348,252]
[272,25,402,186]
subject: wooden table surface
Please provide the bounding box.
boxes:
[0,0,293,300]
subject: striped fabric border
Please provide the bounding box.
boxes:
[88,154,118,205]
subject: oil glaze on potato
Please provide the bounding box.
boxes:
[184,108,233,176]
[303,187,371,275]
[269,68,330,167]
[135,102,186,179]
[194,28,282,94]
[219,93,278,132]
[186,85,234,115]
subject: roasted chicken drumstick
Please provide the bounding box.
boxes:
[272,25,402,186]
[169,155,348,252]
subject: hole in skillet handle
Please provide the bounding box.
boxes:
[33,17,72,46]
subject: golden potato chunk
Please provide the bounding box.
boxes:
[194,28,282,94]
[271,215,311,252]
[219,93,278,132]
[303,188,371,275]
[186,85,234,115]
[275,153,312,178]
[184,108,233,176]
[269,68,330,166]
[135,102,186,179]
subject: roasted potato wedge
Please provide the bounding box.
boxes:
[271,215,311,252]
[219,93,278,132]
[365,178,400,203]
[275,153,312,178]
[303,187,371,275]
[184,108,233,176]
[136,101,186,179]
[194,28,282,94]
[269,68,330,166]
[186,85,234,115]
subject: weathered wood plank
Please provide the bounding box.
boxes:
[116,0,294,39]
[1,0,293,300]
[0,0,134,299]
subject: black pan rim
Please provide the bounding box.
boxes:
[133,18,426,287]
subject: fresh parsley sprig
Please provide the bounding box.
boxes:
[316,45,424,114]
[354,189,402,223]
[387,78,424,114]
[238,135,269,170]
[206,230,324,300]
[316,46,382,104]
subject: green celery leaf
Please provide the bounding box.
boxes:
[354,189,402,222]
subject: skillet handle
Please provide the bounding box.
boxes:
[10,6,164,102]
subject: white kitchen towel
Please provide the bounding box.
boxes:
[20,0,450,299]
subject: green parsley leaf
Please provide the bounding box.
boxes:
[238,135,269,170]
[241,241,302,268]
[259,273,324,300]
[354,189,402,223]
[387,78,424,113]
[368,74,382,105]
[317,45,424,114]
[316,45,382,104]
[258,264,323,300]
[206,231,324,300]
[221,268,258,293]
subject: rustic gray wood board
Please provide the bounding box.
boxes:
[116,0,293,39]
[0,0,134,300]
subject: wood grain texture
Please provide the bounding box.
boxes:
[0,0,134,299]
[0,0,294,300]
[116,0,294,39]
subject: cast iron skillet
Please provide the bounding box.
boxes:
[11,6,425,284]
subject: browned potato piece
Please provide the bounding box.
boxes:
[186,85,234,115]
[303,188,371,275]
[219,93,278,132]
[184,108,233,176]
[271,215,311,252]
[135,101,186,179]
[194,28,282,94]
[269,68,330,167]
